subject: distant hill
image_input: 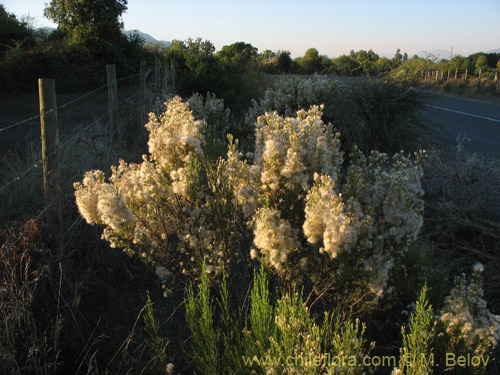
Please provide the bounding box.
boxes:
[124,30,171,48]
[486,48,500,54]
[33,27,172,49]
[381,49,452,60]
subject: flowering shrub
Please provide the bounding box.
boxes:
[439,263,500,367]
[75,96,238,280]
[391,267,500,374]
[245,75,338,129]
[229,105,424,306]
[75,95,424,308]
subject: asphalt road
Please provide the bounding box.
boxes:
[422,94,500,159]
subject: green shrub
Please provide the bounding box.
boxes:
[185,265,371,375]
[394,284,436,375]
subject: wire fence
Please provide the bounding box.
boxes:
[421,68,500,89]
[0,60,175,256]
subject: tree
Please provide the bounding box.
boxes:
[475,55,488,74]
[44,0,127,47]
[277,50,292,73]
[296,48,330,74]
[218,42,257,71]
[0,5,35,54]
[392,48,403,66]
[164,38,225,98]
[332,55,360,76]
[350,49,379,75]
[256,49,278,73]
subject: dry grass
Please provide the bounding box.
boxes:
[422,136,500,309]
[0,219,60,374]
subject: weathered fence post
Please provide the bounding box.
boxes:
[170,59,176,93]
[154,58,161,98]
[455,68,458,80]
[106,64,119,147]
[38,78,63,255]
[464,69,468,81]
[139,60,147,126]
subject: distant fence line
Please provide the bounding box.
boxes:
[421,68,499,89]
[1,59,176,256]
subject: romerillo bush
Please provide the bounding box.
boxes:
[75,96,424,310]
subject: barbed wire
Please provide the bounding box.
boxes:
[0,85,146,196]
[1,69,160,247]
[0,70,148,135]
[117,72,141,83]
[0,147,59,195]
[0,113,40,134]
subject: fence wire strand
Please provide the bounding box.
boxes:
[2,64,160,253]
[0,72,140,135]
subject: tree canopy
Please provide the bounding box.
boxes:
[218,41,257,71]
[44,0,128,47]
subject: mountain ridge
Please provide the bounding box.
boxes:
[123,30,171,48]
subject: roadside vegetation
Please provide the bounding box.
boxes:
[2,1,500,374]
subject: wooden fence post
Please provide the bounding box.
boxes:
[171,59,176,93]
[38,78,63,255]
[154,58,161,98]
[139,60,147,126]
[455,68,458,80]
[464,69,468,81]
[106,64,119,147]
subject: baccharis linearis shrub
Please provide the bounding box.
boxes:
[75,95,425,309]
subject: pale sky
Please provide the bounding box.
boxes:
[2,0,499,58]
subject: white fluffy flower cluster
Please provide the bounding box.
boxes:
[75,96,226,277]
[227,106,342,220]
[246,75,338,127]
[303,173,358,259]
[440,264,500,356]
[252,208,300,271]
[75,170,136,235]
[254,106,343,193]
[146,96,204,175]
